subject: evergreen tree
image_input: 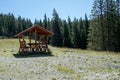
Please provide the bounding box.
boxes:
[72,18,81,48]
[0,13,6,35]
[116,0,120,51]
[17,16,23,32]
[103,0,119,51]
[88,0,120,51]
[51,9,63,47]
[7,13,16,37]
[67,16,72,47]
[39,19,43,27]
[26,18,33,28]
[0,13,32,37]
[88,0,106,50]
[78,18,83,48]
[63,20,71,47]
[43,14,47,29]
[47,18,51,30]
[34,19,40,25]
[21,18,27,30]
[47,18,51,44]
[83,14,89,49]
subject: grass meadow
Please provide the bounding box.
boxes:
[0,38,119,57]
[0,39,120,80]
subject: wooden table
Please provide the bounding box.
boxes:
[27,42,48,52]
[27,43,41,52]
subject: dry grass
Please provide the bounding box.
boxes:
[0,39,120,80]
[0,39,19,57]
[0,39,119,57]
[49,46,120,57]
[56,65,75,74]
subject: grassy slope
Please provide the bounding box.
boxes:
[0,39,119,56]
[50,44,120,57]
[0,39,120,80]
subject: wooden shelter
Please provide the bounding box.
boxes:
[15,24,54,53]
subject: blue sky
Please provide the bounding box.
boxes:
[0,0,93,22]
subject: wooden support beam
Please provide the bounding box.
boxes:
[29,33,31,44]
[40,35,43,41]
[35,28,37,43]
[46,35,49,44]
[29,33,32,52]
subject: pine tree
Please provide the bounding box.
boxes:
[7,13,16,37]
[0,13,33,37]
[72,18,81,48]
[63,20,71,47]
[103,0,119,51]
[21,18,27,30]
[88,0,120,51]
[78,17,89,49]
[47,18,51,30]
[116,0,120,51]
[43,14,47,29]
[39,19,43,27]
[83,14,89,49]
[51,9,63,47]
[26,18,33,28]
[47,18,51,44]
[88,0,105,50]
[18,16,23,32]
[78,18,83,48]
[67,16,72,47]
[34,19,39,25]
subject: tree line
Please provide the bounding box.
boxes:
[0,0,120,52]
[0,13,32,37]
[0,10,89,49]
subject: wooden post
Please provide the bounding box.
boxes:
[18,34,24,53]
[40,35,43,51]
[40,35,43,41]
[35,28,37,51]
[46,35,49,44]
[29,33,31,44]
[39,35,43,51]
[35,28,37,43]
[46,35,49,52]
[18,36,21,53]
[29,33,32,52]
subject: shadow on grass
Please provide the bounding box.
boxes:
[13,52,53,58]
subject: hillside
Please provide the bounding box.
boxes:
[0,39,120,80]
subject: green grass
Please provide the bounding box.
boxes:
[0,38,120,57]
[49,46,120,57]
[0,62,6,72]
[0,39,19,49]
[0,39,19,57]
[56,65,75,74]
[52,77,57,80]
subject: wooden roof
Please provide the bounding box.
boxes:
[15,24,54,37]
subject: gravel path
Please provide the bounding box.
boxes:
[0,52,120,80]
